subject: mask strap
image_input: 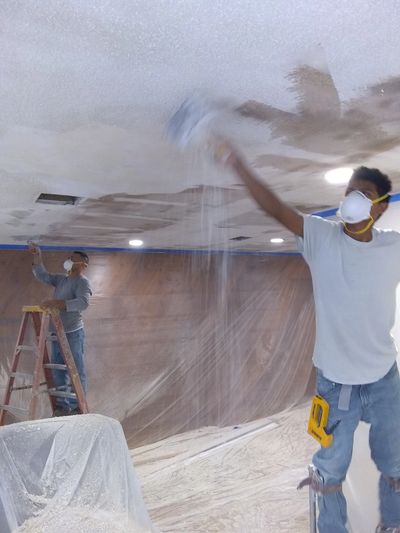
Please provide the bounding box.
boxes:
[342,192,389,234]
[343,216,375,235]
[372,192,389,204]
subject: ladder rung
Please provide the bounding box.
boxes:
[16,345,36,352]
[0,405,29,416]
[12,381,47,392]
[11,384,33,391]
[43,363,67,370]
[48,390,77,399]
[10,371,33,380]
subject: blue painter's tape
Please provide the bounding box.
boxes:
[312,207,338,218]
[0,243,301,257]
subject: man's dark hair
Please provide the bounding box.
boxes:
[73,250,89,264]
[352,166,392,202]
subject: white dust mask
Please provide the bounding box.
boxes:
[63,259,74,271]
[337,190,389,235]
[337,191,372,224]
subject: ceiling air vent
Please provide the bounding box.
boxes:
[230,235,251,241]
[36,193,81,206]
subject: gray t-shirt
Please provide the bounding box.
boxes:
[32,264,92,333]
[297,215,400,384]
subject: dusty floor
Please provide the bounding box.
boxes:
[132,402,317,532]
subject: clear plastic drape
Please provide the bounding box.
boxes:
[0,414,157,533]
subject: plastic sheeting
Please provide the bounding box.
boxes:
[0,414,157,533]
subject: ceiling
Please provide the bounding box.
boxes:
[2,0,400,252]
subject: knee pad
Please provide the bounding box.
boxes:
[383,475,400,493]
[297,465,342,494]
[376,525,400,532]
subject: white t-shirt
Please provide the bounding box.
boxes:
[298,215,400,384]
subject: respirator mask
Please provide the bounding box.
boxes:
[337,191,388,234]
[63,259,74,271]
[63,259,86,271]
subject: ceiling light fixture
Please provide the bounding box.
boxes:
[324,167,353,185]
[129,239,144,247]
[270,237,284,244]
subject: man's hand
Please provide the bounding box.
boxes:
[209,139,242,169]
[28,241,41,255]
[28,241,43,265]
[42,299,66,311]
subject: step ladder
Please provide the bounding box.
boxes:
[0,305,89,425]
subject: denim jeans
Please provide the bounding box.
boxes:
[313,363,400,532]
[51,328,87,410]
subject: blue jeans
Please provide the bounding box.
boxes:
[313,363,400,532]
[51,328,87,410]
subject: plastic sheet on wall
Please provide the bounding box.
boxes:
[0,414,157,533]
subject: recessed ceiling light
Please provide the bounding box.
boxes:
[324,167,353,185]
[270,237,284,244]
[230,235,251,241]
[129,239,144,247]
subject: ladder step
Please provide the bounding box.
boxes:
[48,390,77,399]
[10,371,33,380]
[16,345,36,352]
[0,405,29,416]
[43,363,67,370]
[12,381,47,392]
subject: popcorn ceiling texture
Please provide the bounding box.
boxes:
[2,1,400,249]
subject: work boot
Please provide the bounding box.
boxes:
[53,407,69,417]
[68,408,81,416]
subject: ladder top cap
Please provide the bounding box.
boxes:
[22,305,46,313]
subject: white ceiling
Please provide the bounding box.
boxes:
[2,1,400,252]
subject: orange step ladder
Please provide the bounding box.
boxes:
[0,306,89,426]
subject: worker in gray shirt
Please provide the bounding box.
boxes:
[29,243,92,416]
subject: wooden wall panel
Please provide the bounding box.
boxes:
[0,250,315,446]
